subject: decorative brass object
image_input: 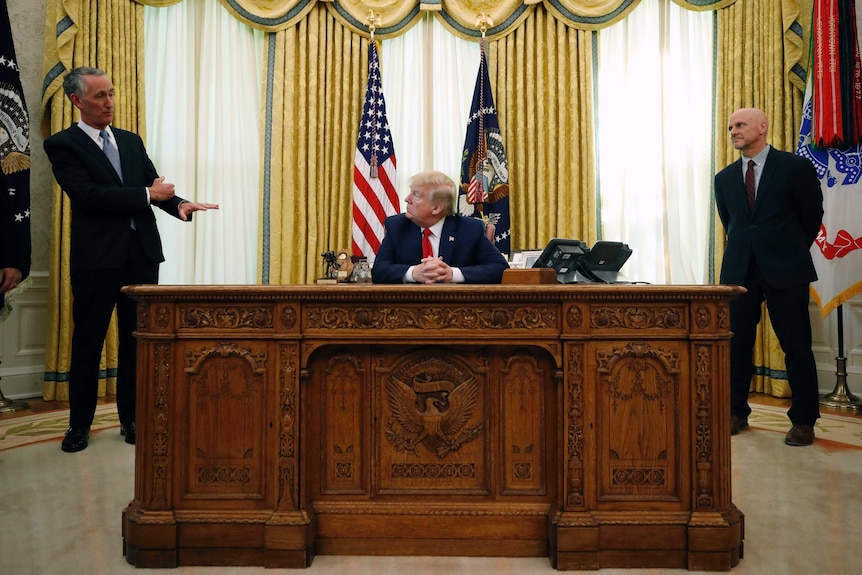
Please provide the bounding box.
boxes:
[0,360,29,414]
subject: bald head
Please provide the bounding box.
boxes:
[727,108,768,157]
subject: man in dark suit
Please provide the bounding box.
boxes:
[44,67,218,453]
[714,107,823,446]
[372,170,509,284]
[0,168,30,310]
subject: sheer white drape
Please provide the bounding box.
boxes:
[144,0,264,284]
[381,14,480,202]
[597,0,714,284]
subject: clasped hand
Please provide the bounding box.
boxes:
[412,256,454,284]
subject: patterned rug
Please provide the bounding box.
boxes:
[0,403,120,452]
[748,403,862,449]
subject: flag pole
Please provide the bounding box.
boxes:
[819,304,862,409]
[365,11,379,179]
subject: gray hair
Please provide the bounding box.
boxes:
[409,170,457,216]
[62,67,108,98]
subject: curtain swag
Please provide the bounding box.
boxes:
[131,0,740,37]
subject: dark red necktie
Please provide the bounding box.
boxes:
[422,228,433,258]
[745,159,755,209]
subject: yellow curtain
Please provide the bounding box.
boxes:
[261,6,366,283]
[714,0,811,398]
[41,0,146,400]
[490,9,596,249]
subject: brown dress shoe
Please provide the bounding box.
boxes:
[730,416,749,435]
[784,424,815,446]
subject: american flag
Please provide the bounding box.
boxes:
[0,0,31,285]
[352,39,398,261]
[458,39,510,255]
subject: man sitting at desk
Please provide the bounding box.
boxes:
[372,170,509,284]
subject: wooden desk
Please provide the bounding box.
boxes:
[122,284,744,571]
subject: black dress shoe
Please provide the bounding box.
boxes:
[120,422,136,445]
[730,415,749,435]
[61,427,90,453]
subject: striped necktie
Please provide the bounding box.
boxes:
[745,159,755,209]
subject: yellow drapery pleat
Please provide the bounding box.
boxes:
[261,6,366,283]
[714,0,811,398]
[41,0,146,401]
[491,9,597,248]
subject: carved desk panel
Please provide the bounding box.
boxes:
[121,284,743,571]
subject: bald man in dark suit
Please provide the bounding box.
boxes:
[44,67,218,453]
[714,107,823,446]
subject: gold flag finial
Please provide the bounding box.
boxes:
[365,10,381,39]
[476,13,493,37]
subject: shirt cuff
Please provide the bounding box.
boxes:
[404,266,417,283]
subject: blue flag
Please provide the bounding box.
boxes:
[458,41,510,255]
[0,0,31,282]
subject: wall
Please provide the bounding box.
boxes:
[1,2,861,405]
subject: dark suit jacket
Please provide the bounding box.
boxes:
[1,169,31,309]
[372,214,509,284]
[43,124,186,272]
[714,147,823,289]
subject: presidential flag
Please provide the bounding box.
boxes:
[0,0,31,286]
[796,13,862,318]
[458,39,510,256]
[352,39,398,262]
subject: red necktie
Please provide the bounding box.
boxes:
[745,159,755,209]
[422,228,433,258]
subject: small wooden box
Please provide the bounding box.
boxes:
[501,268,558,285]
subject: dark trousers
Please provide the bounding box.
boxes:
[729,260,820,426]
[68,235,158,430]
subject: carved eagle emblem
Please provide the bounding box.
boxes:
[385,374,482,458]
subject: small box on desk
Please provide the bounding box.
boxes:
[501,268,558,285]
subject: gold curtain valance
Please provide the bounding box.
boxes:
[130,0,741,37]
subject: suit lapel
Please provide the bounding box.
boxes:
[69,124,124,185]
[438,217,456,262]
[754,147,780,211]
[727,158,749,212]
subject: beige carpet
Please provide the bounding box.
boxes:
[0,403,119,451]
[747,403,862,449]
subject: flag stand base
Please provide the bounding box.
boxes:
[819,356,861,410]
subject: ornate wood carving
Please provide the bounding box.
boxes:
[278,344,298,507]
[305,304,557,330]
[694,344,714,509]
[151,342,170,507]
[596,341,682,501]
[181,305,273,329]
[123,284,743,571]
[565,343,585,509]
[590,305,686,330]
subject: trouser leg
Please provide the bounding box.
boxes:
[765,283,820,425]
